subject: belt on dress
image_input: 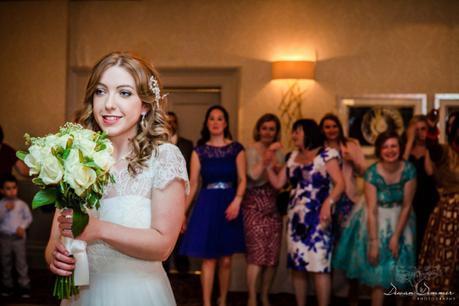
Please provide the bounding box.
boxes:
[206,182,233,189]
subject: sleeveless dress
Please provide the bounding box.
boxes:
[180,142,245,258]
[62,143,189,306]
[333,161,416,289]
[286,147,339,272]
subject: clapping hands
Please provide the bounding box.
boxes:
[263,142,283,169]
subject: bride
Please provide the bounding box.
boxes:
[45,52,189,305]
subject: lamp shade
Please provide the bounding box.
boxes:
[272,60,315,80]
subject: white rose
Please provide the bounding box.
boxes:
[93,150,114,172]
[64,149,97,196]
[24,145,46,175]
[38,154,64,185]
[64,148,80,168]
[73,134,96,157]
[45,134,71,151]
[57,134,72,149]
[44,135,59,146]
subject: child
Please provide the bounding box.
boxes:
[0,174,32,298]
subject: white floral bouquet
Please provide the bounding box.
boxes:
[17,123,114,299]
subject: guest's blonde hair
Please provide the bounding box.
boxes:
[77,51,170,176]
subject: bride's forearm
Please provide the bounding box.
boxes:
[97,180,186,262]
[99,222,178,261]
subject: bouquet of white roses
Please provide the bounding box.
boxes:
[17,122,114,299]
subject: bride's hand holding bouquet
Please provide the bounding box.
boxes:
[17,122,114,299]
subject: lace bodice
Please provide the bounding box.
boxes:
[105,143,190,199]
[87,143,189,274]
[194,142,244,185]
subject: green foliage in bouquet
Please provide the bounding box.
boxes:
[17,123,115,299]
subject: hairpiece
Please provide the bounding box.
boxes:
[148,75,168,107]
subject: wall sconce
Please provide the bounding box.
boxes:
[272,61,315,80]
[272,60,315,147]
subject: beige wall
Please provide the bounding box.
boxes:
[0,1,68,149]
[1,0,458,148]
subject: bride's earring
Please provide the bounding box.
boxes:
[140,112,147,128]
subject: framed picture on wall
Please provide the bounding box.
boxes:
[337,94,427,156]
[434,93,459,144]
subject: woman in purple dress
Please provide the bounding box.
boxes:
[180,105,246,306]
[319,114,367,242]
[320,113,366,306]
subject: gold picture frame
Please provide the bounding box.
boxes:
[337,94,427,156]
[434,94,459,144]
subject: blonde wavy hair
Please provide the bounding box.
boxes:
[77,51,170,176]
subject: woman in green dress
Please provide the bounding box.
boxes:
[333,131,417,306]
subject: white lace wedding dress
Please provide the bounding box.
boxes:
[63,143,189,306]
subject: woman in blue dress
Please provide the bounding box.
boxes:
[334,131,416,306]
[180,105,246,306]
[266,119,344,306]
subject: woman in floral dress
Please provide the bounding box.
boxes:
[267,119,344,306]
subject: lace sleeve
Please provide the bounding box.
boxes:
[152,143,190,194]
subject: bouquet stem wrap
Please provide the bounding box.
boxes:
[53,207,90,299]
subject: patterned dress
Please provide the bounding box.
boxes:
[331,141,366,244]
[331,153,355,244]
[333,161,416,289]
[286,147,339,272]
[180,142,246,258]
[242,145,283,266]
[417,145,459,305]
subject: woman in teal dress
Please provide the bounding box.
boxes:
[334,131,416,306]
